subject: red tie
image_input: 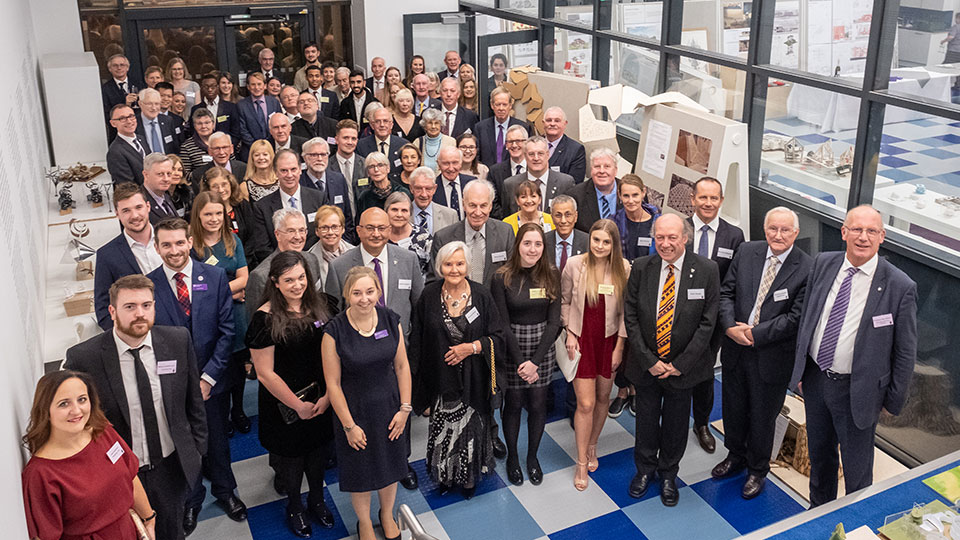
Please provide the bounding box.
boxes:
[559,240,569,272]
[174,272,191,317]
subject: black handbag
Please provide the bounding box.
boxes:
[277,382,320,425]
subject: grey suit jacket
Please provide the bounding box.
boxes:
[429,218,516,285]
[412,202,458,235]
[324,244,424,337]
[544,229,589,268]
[246,250,323,317]
[501,170,576,216]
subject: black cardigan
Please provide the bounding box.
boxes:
[230,199,257,269]
[489,268,562,368]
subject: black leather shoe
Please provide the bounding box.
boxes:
[183,506,200,536]
[742,474,766,499]
[400,464,419,490]
[492,436,507,459]
[379,507,400,540]
[233,411,252,434]
[660,478,679,506]
[506,457,523,486]
[695,425,716,453]
[273,474,287,496]
[309,501,335,529]
[711,457,746,479]
[462,485,476,500]
[218,495,248,521]
[527,458,543,486]
[286,510,312,537]
[628,472,654,499]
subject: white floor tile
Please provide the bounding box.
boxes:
[545,413,635,462]
[510,467,619,534]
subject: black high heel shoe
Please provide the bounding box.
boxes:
[379,507,400,540]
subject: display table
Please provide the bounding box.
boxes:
[873,183,960,252]
[786,66,952,133]
[762,152,893,207]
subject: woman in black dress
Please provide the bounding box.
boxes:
[246,251,337,537]
[323,267,411,540]
[491,223,562,487]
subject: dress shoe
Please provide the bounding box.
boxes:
[492,435,507,459]
[608,396,627,418]
[628,472,654,499]
[218,495,248,521]
[309,501,335,529]
[711,457,746,479]
[183,506,200,536]
[660,477,679,506]
[462,485,476,500]
[379,507,400,540]
[400,464,419,490]
[232,411,252,434]
[506,457,524,486]
[695,425,716,453]
[527,458,543,486]
[741,474,766,499]
[286,510,312,538]
[273,474,287,496]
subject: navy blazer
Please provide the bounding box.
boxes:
[440,106,479,138]
[413,97,442,116]
[163,112,187,144]
[791,252,917,429]
[315,88,341,119]
[237,94,282,158]
[570,179,622,233]
[356,134,410,175]
[135,113,181,155]
[719,241,813,385]
[251,186,325,262]
[300,169,356,244]
[142,187,180,225]
[106,135,150,185]
[94,232,147,330]
[685,217,745,282]
[548,135,587,184]
[475,117,527,167]
[432,173,476,215]
[147,262,235,395]
[189,100,240,147]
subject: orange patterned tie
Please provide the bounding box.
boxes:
[656,264,676,358]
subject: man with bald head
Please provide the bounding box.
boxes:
[268,112,307,154]
[791,204,916,507]
[543,106,586,183]
[432,146,475,220]
[438,77,478,138]
[438,50,462,81]
[365,56,388,100]
[411,73,441,116]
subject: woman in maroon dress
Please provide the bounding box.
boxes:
[21,370,156,540]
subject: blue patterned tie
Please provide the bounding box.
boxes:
[600,195,611,219]
[150,120,163,153]
[698,224,710,257]
[815,267,859,371]
[448,180,461,219]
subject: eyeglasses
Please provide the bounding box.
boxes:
[845,226,882,238]
[112,114,137,122]
[505,139,525,145]
[281,227,308,235]
[304,152,329,158]
[317,225,342,233]
[361,225,389,233]
[369,163,388,169]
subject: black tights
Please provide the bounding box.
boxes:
[274,447,327,513]
[502,386,549,466]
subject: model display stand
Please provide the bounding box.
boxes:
[504,66,598,139]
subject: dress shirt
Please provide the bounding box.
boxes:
[337,153,357,210]
[495,119,510,137]
[692,214,718,257]
[509,159,527,176]
[657,252,686,312]
[117,133,144,155]
[275,137,292,151]
[124,226,163,274]
[285,111,300,123]
[555,230,574,265]
[114,78,130,93]
[594,186,617,219]
[442,105,458,134]
[205,96,220,117]
[306,170,326,191]
[141,113,164,153]
[279,187,302,210]
[527,169,550,208]
[353,94,367,118]
[372,77,386,95]
[144,186,171,213]
[414,203,434,235]
[444,70,459,79]
[113,330,175,466]
[375,136,391,156]
[747,245,793,324]
[808,253,878,374]
[415,97,431,114]
[547,136,561,157]
[360,245,389,303]
[443,176,465,219]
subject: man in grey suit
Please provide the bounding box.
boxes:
[501,136,575,216]
[544,195,588,272]
[106,104,151,185]
[791,204,916,507]
[410,166,458,236]
[327,119,364,216]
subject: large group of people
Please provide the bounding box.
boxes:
[22,44,918,540]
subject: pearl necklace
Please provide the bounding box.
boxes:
[442,285,470,309]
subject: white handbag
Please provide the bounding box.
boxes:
[555,329,581,382]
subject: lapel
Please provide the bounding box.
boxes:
[386,245,400,300]
[747,245,765,302]
[552,136,566,160]
[768,247,801,296]
[811,254,845,323]
[154,269,186,326]
[853,258,889,354]
[674,254,698,319]
[643,256,663,325]
[118,236,141,274]
[100,332,131,426]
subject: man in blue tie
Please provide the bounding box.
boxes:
[571,147,620,232]
[135,88,179,155]
[238,72,281,160]
[791,205,916,507]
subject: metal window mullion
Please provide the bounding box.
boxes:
[659,0,683,94]
[744,0,776,186]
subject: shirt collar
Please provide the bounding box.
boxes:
[162,258,193,282]
[376,135,390,146]
[417,202,434,216]
[207,96,219,107]
[144,186,167,205]
[495,118,509,130]
[360,244,386,265]
[661,252,685,273]
[113,78,128,85]
[842,252,879,277]
[692,214,718,232]
[557,230,573,242]
[527,169,549,182]
[442,104,457,113]
[118,133,138,145]
[766,245,793,264]
[466,220,486,238]
[141,112,158,125]
[113,328,153,358]
[307,170,326,184]
[510,158,526,168]
[124,225,154,248]
[279,186,302,207]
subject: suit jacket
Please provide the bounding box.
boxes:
[432,173,476,215]
[338,90,379,127]
[501,169,576,216]
[300,169,356,243]
[246,250,323,317]
[147,262,235,395]
[94,232,148,330]
[413,202,458,235]
[291,115,338,150]
[278,135,308,155]
[624,253,721,389]
[102,78,141,119]
[548,135,587,184]
[719,241,813,385]
[236,94,282,158]
[189,100,240,145]
[64,326,207,488]
[356,134,410,175]
[164,112,187,145]
[475,117,528,167]
[429,218,516,284]
[487,159,524,219]
[560,254,631,339]
[107,135,150,185]
[791,252,917,429]
[188,160,247,195]
[570,179,622,233]
[440,106,479,138]
[251,186,325,262]
[686,216,745,352]
[324,244,424,337]
[135,113,181,155]
[544,229,588,268]
[311,88,341,119]
[142,187,180,225]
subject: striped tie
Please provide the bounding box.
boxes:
[752,256,780,325]
[815,267,859,371]
[600,195,611,219]
[656,264,676,358]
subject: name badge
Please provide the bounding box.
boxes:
[177,207,185,217]
[773,289,789,302]
[327,137,337,145]
[201,155,214,163]
[717,247,734,259]
[314,320,323,328]
[164,134,173,143]
[598,284,615,295]
[358,177,369,186]
[205,254,219,265]
[394,158,402,167]
[175,127,181,134]
[398,278,412,290]
[185,91,196,99]
[491,251,507,263]
[156,360,177,375]
[637,237,652,247]
[374,329,389,340]
[551,165,560,172]
[320,96,330,103]
[464,128,472,135]
[193,283,208,291]
[107,441,124,464]
[465,307,480,323]
[687,288,705,300]
[334,195,344,204]
[231,220,239,230]
[529,288,546,299]
[217,115,228,123]
[307,212,317,222]
[873,313,894,328]
[397,237,412,249]
[301,163,307,170]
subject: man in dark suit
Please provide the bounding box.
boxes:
[356,108,409,176]
[365,56,388,100]
[190,74,240,146]
[254,47,286,84]
[300,137,355,243]
[437,50,461,81]
[339,70,379,129]
[475,87,528,167]
[102,54,141,142]
[107,104,151,185]
[188,132,247,194]
[433,146,476,220]
[135,88,180,155]
[304,65,341,119]
[624,214,720,506]
[501,136,575,216]
[543,106,587,183]
[411,74,441,116]
[268,113,307,154]
[252,149,324,261]
[292,91,339,146]
[685,176,746,454]
[791,205,917,507]
[328,120,365,217]
[570,148,621,232]
[438,77,478,138]
[140,153,181,225]
[156,82,187,144]
[487,124,529,219]
[711,207,812,499]
[236,72,282,160]
[66,274,207,540]
[146,218,247,533]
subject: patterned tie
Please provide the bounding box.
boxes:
[656,264,676,358]
[150,120,163,153]
[448,180,461,218]
[174,272,191,317]
[559,240,569,272]
[256,98,267,127]
[815,267,859,371]
[496,125,505,164]
[132,138,145,157]
[372,258,386,307]
[752,256,781,325]
[418,210,428,230]
[130,346,163,466]
[600,195,611,219]
[289,196,298,210]
[698,224,711,257]
[443,112,452,135]
[469,231,485,282]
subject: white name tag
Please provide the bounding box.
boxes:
[185,91,196,99]
[175,127,181,134]
[873,313,894,328]
[465,307,479,323]
[491,251,507,263]
[717,247,734,259]
[327,137,337,145]
[394,158,402,167]
[164,135,173,143]
[201,155,213,163]
[301,163,307,170]
[551,165,560,172]
[157,360,177,375]
[397,237,412,249]
[398,278,412,290]
[176,207,185,217]
[464,128,472,135]
[637,237,652,247]
[598,284,615,295]
[687,288,705,300]
[107,441,124,464]
[773,289,789,302]
[307,212,316,222]
[334,195,343,204]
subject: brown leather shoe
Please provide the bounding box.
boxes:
[695,425,716,453]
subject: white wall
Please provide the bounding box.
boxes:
[353,0,459,73]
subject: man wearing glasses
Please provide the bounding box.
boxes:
[487,125,529,219]
[356,108,409,176]
[791,204,917,507]
[300,137,355,243]
[107,104,152,185]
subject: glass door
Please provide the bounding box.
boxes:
[403,13,475,75]
[477,28,539,118]
[225,14,310,88]
[136,18,228,79]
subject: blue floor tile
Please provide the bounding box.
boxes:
[881,134,905,144]
[796,133,831,144]
[589,447,688,508]
[880,144,910,155]
[915,136,955,148]
[690,473,805,535]
[908,118,940,127]
[935,133,960,144]
[878,155,917,168]
[247,486,349,540]
[549,510,647,540]
[919,147,960,160]
[416,457,508,510]
[930,172,960,188]
[433,489,545,540]
[877,169,923,183]
[622,487,740,540]
[229,415,269,462]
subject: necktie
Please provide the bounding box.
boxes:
[130,346,163,466]
[815,267,860,371]
[559,240,569,272]
[752,256,781,325]
[343,158,353,183]
[698,224,711,257]
[132,138,145,157]
[469,231,485,282]
[174,272,191,317]
[256,98,267,127]
[516,164,522,175]
[118,81,126,93]
[289,195,298,210]
[150,120,163,153]
[316,176,325,192]
[372,257,386,307]
[600,194,611,219]
[380,141,387,155]
[163,198,176,216]
[548,141,556,158]
[496,125,505,164]
[448,180,461,218]
[444,112,453,135]
[418,101,425,115]
[418,210,428,230]
[656,264,676,358]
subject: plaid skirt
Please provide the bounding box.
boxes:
[504,321,557,389]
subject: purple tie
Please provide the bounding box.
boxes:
[815,267,859,371]
[256,98,267,126]
[373,257,386,307]
[495,125,505,164]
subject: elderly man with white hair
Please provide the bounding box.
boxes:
[300,136,355,241]
[543,106,586,183]
[432,146,475,220]
[136,87,180,154]
[188,131,247,192]
[570,147,621,232]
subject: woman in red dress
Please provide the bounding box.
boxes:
[21,370,156,540]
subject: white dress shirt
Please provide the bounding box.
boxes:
[114,78,130,93]
[205,95,220,118]
[747,245,793,324]
[280,187,302,210]
[657,252,686,304]
[375,136,391,157]
[442,105,458,134]
[443,176,465,219]
[113,330,175,466]
[372,77,385,95]
[117,133,144,155]
[353,94,367,118]
[124,226,163,274]
[509,158,527,176]
[692,214,718,258]
[527,169,550,209]
[361,245,389,303]
[809,253,878,374]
